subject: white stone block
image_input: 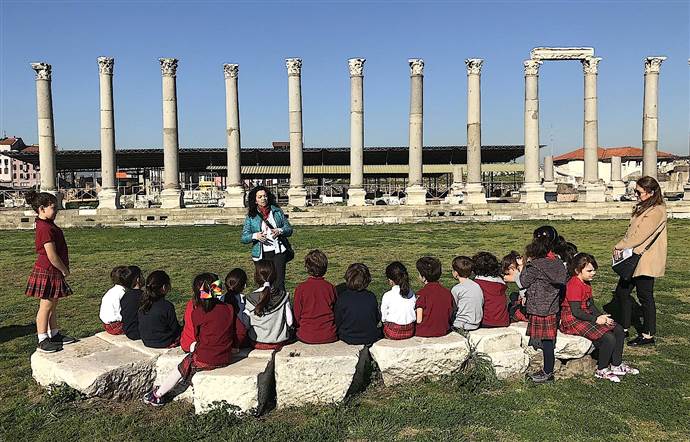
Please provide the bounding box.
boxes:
[486,348,530,379]
[509,321,593,359]
[467,327,523,354]
[95,331,171,357]
[370,333,470,386]
[154,347,193,403]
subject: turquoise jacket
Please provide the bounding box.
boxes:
[241,205,293,259]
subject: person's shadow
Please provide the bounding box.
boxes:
[0,324,36,344]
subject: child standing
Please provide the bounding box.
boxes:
[144,274,235,406]
[414,257,454,338]
[99,266,134,335]
[335,263,381,345]
[472,252,509,328]
[120,266,144,340]
[224,268,249,351]
[245,260,293,350]
[293,250,338,344]
[520,236,567,383]
[450,256,483,332]
[561,254,639,383]
[138,270,181,348]
[24,191,76,353]
[380,261,416,340]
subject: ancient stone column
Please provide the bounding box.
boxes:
[405,58,427,205]
[159,58,183,209]
[97,57,120,209]
[579,56,605,202]
[608,155,626,200]
[31,62,61,206]
[286,58,307,207]
[223,63,245,208]
[444,164,464,204]
[347,58,366,206]
[684,59,690,201]
[642,56,666,179]
[543,155,557,193]
[464,58,486,204]
[520,59,545,203]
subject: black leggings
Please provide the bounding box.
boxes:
[615,276,656,335]
[594,325,625,370]
[259,250,287,291]
[542,339,555,374]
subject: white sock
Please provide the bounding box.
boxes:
[48,329,59,338]
[156,370,183,397]
[38,333,49,343]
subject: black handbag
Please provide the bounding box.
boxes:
[612,224,665,281]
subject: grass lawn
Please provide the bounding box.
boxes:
[1,220,689,441]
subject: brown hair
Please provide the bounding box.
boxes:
[304,249,328,277]
[524,236,550,260]
[225,268,248,296]
[501,251,521,274]
[192,272,220,312]
[385,261,411,298]
[471,252,502,278]
[253,260,277,316]
[110,265,133,286]
[633,176,665,217]
[416,256,442,282]
[140,270,171,313]
[25,190,58,214]
[344,263,371,291]
[568,253,598,277]
[452,256,474,278]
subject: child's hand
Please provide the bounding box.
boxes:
[516,257,524,269]
[596,314,612,326]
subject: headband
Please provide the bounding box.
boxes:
[199,279,224,300]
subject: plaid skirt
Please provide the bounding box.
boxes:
[25,264,72,299]
[383,322,415,340]
[560,315,614,341]
[103,321,124,335]
[527,314,558,340]
[252,340,288,351]
[177,353,227,384]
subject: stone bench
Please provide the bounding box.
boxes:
[509,322,594,359]
[369,333,470,386]
[467,328,530,379]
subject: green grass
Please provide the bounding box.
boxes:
[1,220,689,441]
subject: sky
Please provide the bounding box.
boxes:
[0,0,688,158]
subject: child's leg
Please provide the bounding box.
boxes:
[542,339,555,374]
[36,299,54,338]
[156,369,183,397]
[48,299,59,335]
[596,332,616,370]
[610,325,625,366]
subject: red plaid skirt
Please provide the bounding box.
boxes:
[527,314,558,340]
[252,340,288,351]
[560,312,614,341]
[177,353,227,383]
[25,264,72,299]
[383,322,415,340]
[103,321,124,335]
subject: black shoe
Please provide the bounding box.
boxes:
[627,336,655,347]
[623,329,630,338]
[37,338,62,353]
[50,333,77,345]
[528,370,555,384]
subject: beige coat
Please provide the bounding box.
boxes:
[615,204,667,278]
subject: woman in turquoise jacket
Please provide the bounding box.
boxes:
[241,186,293,290]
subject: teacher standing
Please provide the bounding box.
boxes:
[241,186,293,291]
[613,176,667,347]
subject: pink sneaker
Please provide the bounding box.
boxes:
[594,368,621,383]
[610,363,639,376]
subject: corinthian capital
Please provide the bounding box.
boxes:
[523,59,542,76]
[581,57,602,75]
[348,58,366,77]
[97,57,114,75]
[408,58,424,76]
[223,64,239,79]
[644,56,667,74]
[465,58,484,75]
[159,58,179,77]
[31,62,52,80]
[286,58,303,76]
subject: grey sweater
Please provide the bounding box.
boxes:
[519,258,567,316]
[245,288,293,344]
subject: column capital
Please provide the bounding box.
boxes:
[223,63,239,79]
[159,58,179,77]
[347,58,366,77]
[97,56,114,75]
[581,56,602,75]
[644,56,667,74]
[408,58,424,76]
[286,58,303,76]
[30,62,52,80]
[465,58,484,75]
[523,59,542,76]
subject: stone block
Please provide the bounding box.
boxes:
[509,322,593,359]
[369,334,470,386]
[485,348,530,379]
[275,341,366,408]
[154,347,193,403]
[467,327,523,354]
[95,331,171,358]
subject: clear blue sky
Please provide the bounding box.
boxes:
[1,0,688,158]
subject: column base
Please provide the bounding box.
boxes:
[287,186,307,207]
[404,185,427,205]
[607,181,627,201]
[443,186,464,204]
[578,182,606,203]
[224,185,245,208]
[160,188,184,209]
[519,183,545,204]
[463,183,486,205]
[347,187,367,206]
[543,181,558,193]
[683,183,690,202]
[97,188,121,210]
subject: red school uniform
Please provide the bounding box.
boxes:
[475,277,509,327]
[25,217,71,299]
[559,276,614,341]
[414,282,454,338]
[293,276,338,344]
[180,300,195,352]
[192,302,235,366]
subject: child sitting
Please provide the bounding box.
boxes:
[100,266,135,335]
[138,270,182,349]
[181,273,222,353]
[561,253,638,383]
[381,261,416,340]
[502,251,528,322]
[472,252,509,328]
[224,268,250,351]
[144,274,235,406]
[335,263,381,345]
[120,266,144,340]
[293,250,338,344]
[245,260,293,350]
[450,256,483,332]
[414,256,454,338]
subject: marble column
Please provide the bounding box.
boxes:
[642,56,666,179]
[97,57,120,209]
[543,155,557,193]
[608,155,626,200]
[347,58,366,206]
[159,58,183,208]
[520,60,545,203]
[579,56,606,202]
[444,164,464,204]
[684,59,690,201]
[223,63,245,208]
[286,58,307,207]
[464,58,486,204]
[405,58,427,205]
[31,62,61,206]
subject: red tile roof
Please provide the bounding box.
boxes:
[553,147,676,163]
[0,137,19,145]
[20,145,39,154]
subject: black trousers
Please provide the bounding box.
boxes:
[593,324,625,369]
[614,276,656,335]
[258,250,287,291]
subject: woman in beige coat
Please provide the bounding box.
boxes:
[613,176,667,347]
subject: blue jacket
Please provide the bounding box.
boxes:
[241,205,293,259]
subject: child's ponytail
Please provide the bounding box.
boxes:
[140,270,171,313]
[192,272,221,312]
[385,261,411,298]
[253,260,277,316]
[25,190,58,214]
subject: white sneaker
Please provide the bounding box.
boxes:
[610,363,639,376]
[594,368,621,383]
